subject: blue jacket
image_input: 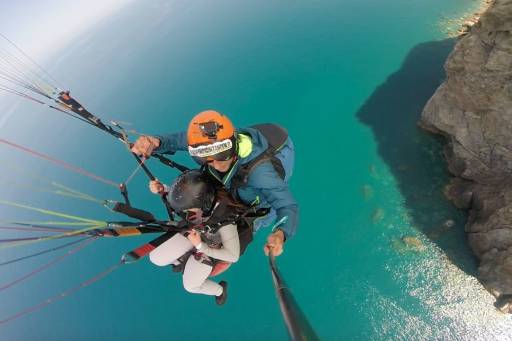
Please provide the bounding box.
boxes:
[156,127,298,239]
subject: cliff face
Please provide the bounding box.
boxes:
[420,0,512,311]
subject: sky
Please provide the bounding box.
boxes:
[0,0,134,130]
[0,0,133,61]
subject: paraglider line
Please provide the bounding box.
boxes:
[0,236,98,292]
[0,33,64,89]
[0,258,123,325]
[0,237,90,267]
[0,138,118,188]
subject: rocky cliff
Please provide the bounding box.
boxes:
[420,0,512,312]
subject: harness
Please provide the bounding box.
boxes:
[198,188,269,256]
[173,187,269,274]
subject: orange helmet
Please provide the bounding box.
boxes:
[187,110,235,145]
[187,110,237,163]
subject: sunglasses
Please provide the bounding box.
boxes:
[193,149,235,165]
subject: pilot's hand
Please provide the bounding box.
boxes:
[149,179,166,195]
[131,136,160,158]
[264,229,285,256]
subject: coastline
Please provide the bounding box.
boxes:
[457,0,494,36]
[421,0,512,312]
[439,0,494,37]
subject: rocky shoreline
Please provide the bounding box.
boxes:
[439,0,493,37]
[457,0,494,36]
[420,0,512,312]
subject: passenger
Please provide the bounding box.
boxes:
[131,110,298,257]
[148,170,241,305]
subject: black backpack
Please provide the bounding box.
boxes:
[231,123,288,191]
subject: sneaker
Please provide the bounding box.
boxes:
[215,281,228,305]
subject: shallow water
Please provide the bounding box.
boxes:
[1,1,512,340]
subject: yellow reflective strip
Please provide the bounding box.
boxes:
[251,196,260,206]
[237,134,253,158]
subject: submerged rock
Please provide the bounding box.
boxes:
[443,219,455,228]
[369,164,378,177]
[402,236,427,251]
[371,207,385,223]
[420,0,512,310]
[397,164,410,171]
[391,238,408,253]
[391,236,426,253]
[362,184,374,200]
[426,219,456,240]
[495,294,512,314]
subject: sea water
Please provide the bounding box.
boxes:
[1,1,511,340]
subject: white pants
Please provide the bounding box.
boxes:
[149,233,223,296]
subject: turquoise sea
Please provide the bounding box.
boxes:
[1,1,512,340]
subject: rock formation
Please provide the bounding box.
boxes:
[420,0,512,312]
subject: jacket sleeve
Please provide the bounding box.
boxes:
[154,131,188,155]
[247,162,299,239]
[197,224,240,262]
